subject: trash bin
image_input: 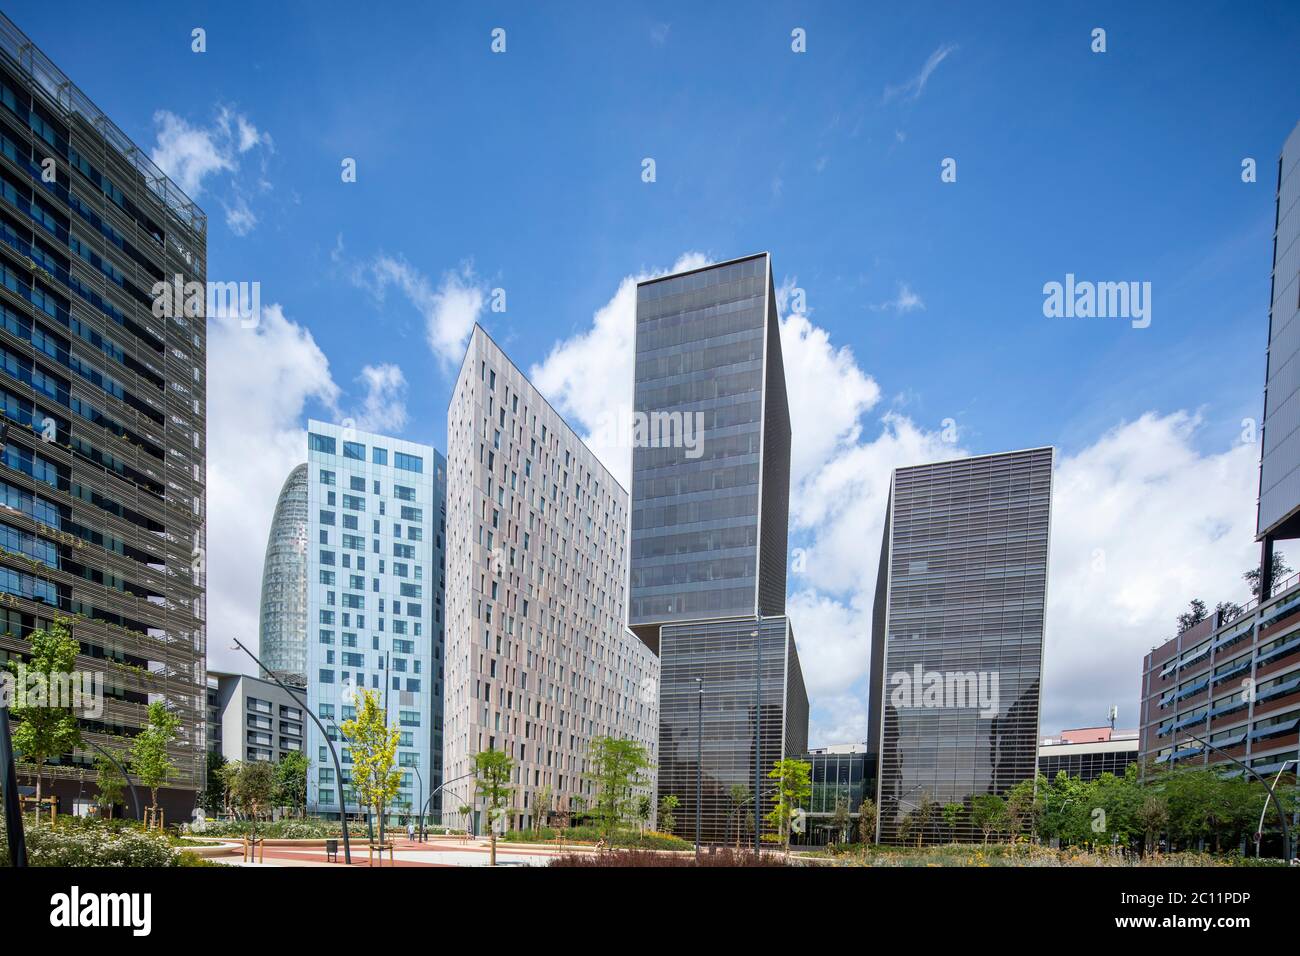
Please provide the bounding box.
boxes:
[325,839,339,863]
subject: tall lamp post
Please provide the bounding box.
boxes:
[695,677,703,862]
[1183,730,1292,861]
[752,617,762,855]
[1256,759,1297,858]
[230,637,351,864]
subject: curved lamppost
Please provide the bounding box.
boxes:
[230,637,351,864]
[1181,730,1292,861]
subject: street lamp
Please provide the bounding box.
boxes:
[1182,730,1292,861]
[752,617,762,855]
[230,637,351,864]
[1256,759,1297,858]
[695,676,703,861]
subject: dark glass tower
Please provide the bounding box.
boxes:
[0,13,207,818]
[1257,121,1300,591]
[869,448,1053,845]
[629,253,806,845]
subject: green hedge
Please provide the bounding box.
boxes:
[502,826,691,851]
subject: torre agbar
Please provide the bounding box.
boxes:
[443,324,658,834]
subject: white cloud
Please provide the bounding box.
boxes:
[883,43,958,103]
[353,363,409,433]
[150,105,272,235]
[527,252,1263,751]
[870,282,925,314]
[355,257,486,368]
[205,304,339,674]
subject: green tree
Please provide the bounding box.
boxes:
[202,750,227,816]
[830,796,851,844]
[473,747,514,866]
[131,700,181,821]
[1005,778,1042,841]
[534,783,553,835]
[767,758,813,853]
[586,736,651,837]
[274,750,310,817]
[728,784,751,847]
[941,802,964,842]
[1136,795,1168,854]
[340,689,402,843]
[969,794,1008,844]
[912,791,936,847]
[219,760,243,817]
[1245,551,1293,599]
[92,754,125,819]
[658,794,679,834]
[6,617,81,823]
[232,760,277,842]
[1176,598,1208,634]
[857,797,877,845]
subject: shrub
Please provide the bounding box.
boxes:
[1,822,176,867]
[197,818,368,839]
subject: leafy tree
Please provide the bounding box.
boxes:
[92,754,125,819]
[912,790,936,847]
[219,760,243,817]
[473,747,514,866]
[857,797,877,844]
[830,797,851,844]
[232,760,277,841]
[457,802,474,834]
[202,750,227,815]
[941,802,964,842]
[131,700,181,821]
[1245,551,1293,599]
[586,736,651,837]
[658,794,679,834]
[969,794,1008,844]
[534,783,553,834]
[6,617,81,823]
[767,758,813,852]
[1005,778,1043,840]
[1136,795,1168,853]
[1176,598,1208,634]
[341,688,402,843]
[275,750,310,817]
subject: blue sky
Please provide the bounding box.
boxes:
[11,1,1300,744]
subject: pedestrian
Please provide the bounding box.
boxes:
[407,820,415,843]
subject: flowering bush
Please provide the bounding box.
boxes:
[1,823,177,867]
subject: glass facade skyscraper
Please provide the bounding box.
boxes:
[629,253,807,845]
[869,448,1053,845]
[303,420,443,820]
[1257,121,1300,590]
[259,463,309,686]
[0,13,207,818]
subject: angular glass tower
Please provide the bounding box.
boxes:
[259,463,309,686]
[0,13,207,818]
[1257,121,1300,587]
[868,448,1053,845]
[629,253,806,845]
